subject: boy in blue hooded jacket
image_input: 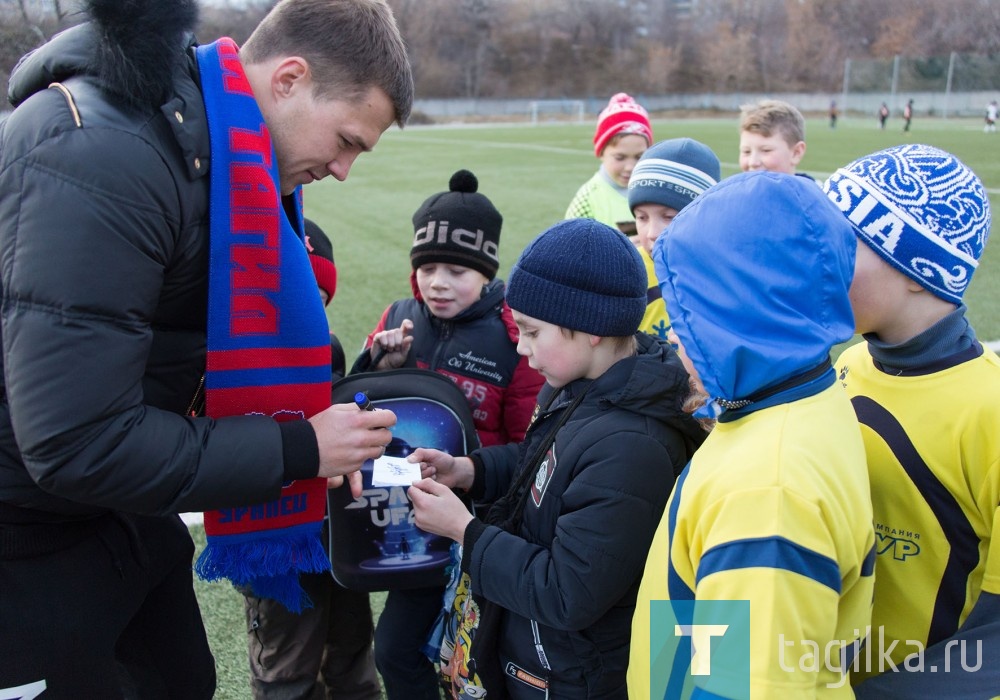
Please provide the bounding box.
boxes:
[629,172,876,698]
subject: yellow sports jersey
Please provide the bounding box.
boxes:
[629,384,875,699]
[837,341,1000,683]
[637,247,671,340]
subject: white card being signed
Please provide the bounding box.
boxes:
[371,455,422,487]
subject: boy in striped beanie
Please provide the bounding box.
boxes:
[627,137,720,339]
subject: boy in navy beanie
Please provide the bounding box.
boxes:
[824,144,999,698]
[407,218,706,698]
[627,137,720,340]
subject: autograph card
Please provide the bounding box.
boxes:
[371,455,422,487]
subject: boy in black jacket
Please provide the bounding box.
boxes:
[408,218,706,699]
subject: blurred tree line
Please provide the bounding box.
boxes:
[5,0,1000,103]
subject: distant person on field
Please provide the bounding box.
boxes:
[628,171,874,698]
[903,98,914,131]
[239,218,381,700]
[738,98,808,177]
[829,99,838,128]
[351,169,544,700]
[878,102,890,130]
[565,92,653,237]
[985,99,997,133]
[824,144,1000,699]
[627,138,720,340]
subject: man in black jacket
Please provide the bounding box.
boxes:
[0,0,411,697]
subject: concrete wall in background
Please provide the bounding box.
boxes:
[413,91,999,122]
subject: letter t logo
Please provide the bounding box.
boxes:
[675,624,729,676]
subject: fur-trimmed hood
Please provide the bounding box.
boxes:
[8,0,198,111]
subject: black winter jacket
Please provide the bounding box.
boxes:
[353,278,543,447]
[461,333,706,698]
[0,18,315,523]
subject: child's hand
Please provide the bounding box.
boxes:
[408,448,474,491]
[408,478,475,544]
[371,318,414,370]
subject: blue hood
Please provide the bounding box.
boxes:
[653,171,856,416]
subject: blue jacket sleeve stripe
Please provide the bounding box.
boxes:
[696,535,842,594]
[861,543,876,577]
[667,464,695,601]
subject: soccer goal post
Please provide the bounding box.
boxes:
[529,99,586,124]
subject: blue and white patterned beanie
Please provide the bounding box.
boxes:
[823,144,990,304]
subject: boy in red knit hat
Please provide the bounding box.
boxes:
[565,93,653,236]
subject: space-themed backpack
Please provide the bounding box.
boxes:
[327,368,480,591]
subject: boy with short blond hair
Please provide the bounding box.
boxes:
[738,98,807,175]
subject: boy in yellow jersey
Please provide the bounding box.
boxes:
[824,144,999,699]
[629,171,875,698]
[627,138,720,340]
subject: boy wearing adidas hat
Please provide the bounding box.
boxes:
[565,93,654,233]
[406,218,706,698]
[824,144,999,698]
[630,172,875,698]
[627,137,720,340]
[352,170,543,700]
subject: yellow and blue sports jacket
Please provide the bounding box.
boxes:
[637,246,671,341]
[630,172,876,699]
[838,312,1000,699]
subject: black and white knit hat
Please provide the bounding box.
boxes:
[410,170,503,279]
[823,144,991,304]
[506,218,646,337]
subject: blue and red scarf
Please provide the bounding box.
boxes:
[193,38,332,612]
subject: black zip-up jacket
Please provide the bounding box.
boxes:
[461,333,706,698]
[352,278,543,447]
[0,14,316,525]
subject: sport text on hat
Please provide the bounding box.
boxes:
[628,138,720,214]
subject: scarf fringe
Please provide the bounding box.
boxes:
[195,522,330,613]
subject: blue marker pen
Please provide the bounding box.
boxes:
[354,392,375,412]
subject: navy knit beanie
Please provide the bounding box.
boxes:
[506,218,646,336]
[628,138,720,214]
